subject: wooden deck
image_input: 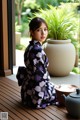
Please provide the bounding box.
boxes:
[0,77,79,120]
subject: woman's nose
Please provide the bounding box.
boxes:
[41,30,45,34]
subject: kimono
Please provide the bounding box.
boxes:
[16,40,56,108]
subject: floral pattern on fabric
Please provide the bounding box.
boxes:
[17,40,56,108]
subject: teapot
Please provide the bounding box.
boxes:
[63,89,80,118]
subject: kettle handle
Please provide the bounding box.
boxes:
[76,88,80,95]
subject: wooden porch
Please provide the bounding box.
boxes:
[0,77,79,120]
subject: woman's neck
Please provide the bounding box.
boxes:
[32,39,42,45]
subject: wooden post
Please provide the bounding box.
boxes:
[0,0,11,76]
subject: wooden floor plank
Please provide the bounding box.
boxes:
[0,81,20,101]
[32,109,52,120]
[0,98,29,120]
[0,77,80,120]
[0,109,14,120]
[0,86,20,102]
[0,86,45,120]
[0,77,63,120]
[40,108,60,120]
[48,105,68,117]
[46,106,67,120]
[0,81,58,120]
[0,81,20,96]
[0,104,21,120]
[0,93,43,120]
[0,78,20,91]
[0,85,20,100]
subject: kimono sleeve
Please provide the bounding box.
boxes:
[30,45,49,82]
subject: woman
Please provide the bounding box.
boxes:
[16,17,56,108]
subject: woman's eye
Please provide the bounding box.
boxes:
[44,28,48,31]
[36,28,48,32]
[37,29,40,32]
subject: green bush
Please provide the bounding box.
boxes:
[16,44,26,50]
[72,67,80,74]
[34,4,78,40]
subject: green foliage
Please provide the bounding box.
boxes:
[15,0,39,36]
[72,67,80,74]
[15,24,22,32]
[16,44,26,50]
[34,4,78,41]
[36,0,79,9]
[15,0,24,25]
[23,0,39,16]
[36,0,59,8]
[15,21,29,36]
[15,0,79,40]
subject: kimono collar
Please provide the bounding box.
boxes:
[30,40,42,46]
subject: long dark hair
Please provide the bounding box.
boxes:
[29,17,48,31]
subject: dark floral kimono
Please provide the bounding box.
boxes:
[16,40,56,108]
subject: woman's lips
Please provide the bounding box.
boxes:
[41,36,45,39]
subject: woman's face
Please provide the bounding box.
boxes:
[30,23,48,44]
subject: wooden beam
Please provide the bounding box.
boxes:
[0,0,11,76]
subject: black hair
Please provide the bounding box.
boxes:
[29,17,48,31]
